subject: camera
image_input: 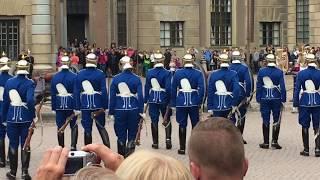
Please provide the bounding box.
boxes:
[64,151,100,176]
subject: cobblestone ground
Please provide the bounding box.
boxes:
[1,110,320,179]
[1,75,320,179]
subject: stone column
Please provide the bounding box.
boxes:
[199,0,211,48]
[32,0,52,66]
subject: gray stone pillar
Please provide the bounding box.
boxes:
[32,0,52,67]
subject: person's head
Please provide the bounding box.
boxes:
[188,118,248,180]
[73,166,121,180]
[116,150,193,180]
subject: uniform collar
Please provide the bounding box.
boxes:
[220,63,229,68]
[231,60,241,64]
[17,74,27,78]
[154,63,164,68]
[308,63,317,68]
[267,63,276,67]
[184,64,194,68]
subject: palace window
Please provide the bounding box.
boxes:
[117,0,127,46]
[260,22,280,46]
[210,0,232,46]
[160,21,184,47]
[0,20,19,59]
[296,0,309,44]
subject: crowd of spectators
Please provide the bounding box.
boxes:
[57,39,320,77]
[56,39,186,77]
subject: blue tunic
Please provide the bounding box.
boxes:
[109,70,143,115]
[171,67,205,108]
[293,66,320,107]
[2,75,35,123]
[229,62,252,99]
[256,66,286,103]
[0,71,12,138]
[74,67,108,110]
[144,67,171,104]
[207,67,239,111]
[51,69,77,110]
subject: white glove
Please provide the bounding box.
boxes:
[2,122,7,127]
[108,115,115,121]
[231,106,237,114]
[73,110,81,115]
[171,107,176,114]
[139,113,147,119]
[208,110,213,114]
[34,116,39,123]
[52,110,56,113]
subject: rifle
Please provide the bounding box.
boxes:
[57,112,79,134]
[135,103,149,146]
[91,109,106,128]
[23,95,45,151]
[162,106,171,128]
[227,98,248,123]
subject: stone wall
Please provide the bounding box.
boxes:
[133,0,200,56]
[309,0,320,46]
[253,0,288,49]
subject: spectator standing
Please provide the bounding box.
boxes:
[70,52,79,65]
[252,48,260,73]
[78,48,86,70]
[108,49,120,76]
[97,49,108,75]
[203,48,212,71]
[164,48,172,70]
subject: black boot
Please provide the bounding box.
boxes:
[0,139,5,167]
[314,129,320,157]
[300,128,309,156]
[117,141,126,157]
[178,127,186,155]
[98,128,110,148]
[84,132,92,145]
[126,140,135,157]
[271,124,282,149]
[6,147,18,180]
[165,123,172,149]
[71,125,78,151]
[21,148,31,180]
[151,123,159,149]
[57,132,64,147]
[259,124,269,149]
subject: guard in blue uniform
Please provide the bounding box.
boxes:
[74,53,110,147]
[51,54,78,150]
[0,53,12,167]
[145,52,172,149]
[256,54,286,150]
[229,50,252,144]
[207,53,239,118]
[109,56,144,156]
[293,54,320,157]
[171,53,205,155]
[3,56,35,180]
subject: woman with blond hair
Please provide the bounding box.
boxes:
[116,150,193,180]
